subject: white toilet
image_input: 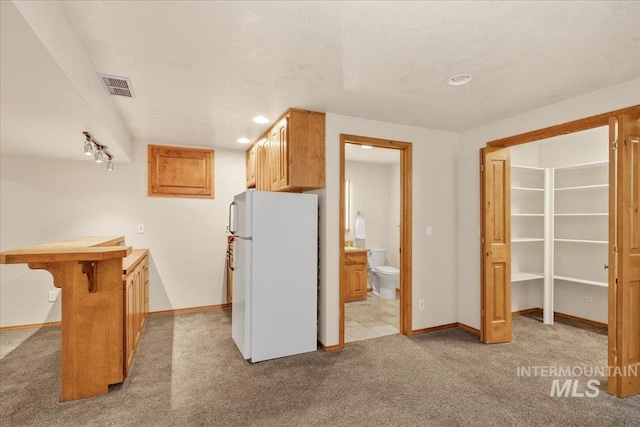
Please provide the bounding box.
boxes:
[367,248,400,300]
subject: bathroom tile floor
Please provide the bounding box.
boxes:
[344,292,399,343]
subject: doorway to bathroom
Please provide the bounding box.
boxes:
[339,134,412,347]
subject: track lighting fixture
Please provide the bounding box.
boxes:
[82,132,114,171]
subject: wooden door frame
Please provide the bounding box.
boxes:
[339,134,413,348]
[480,104,640,376]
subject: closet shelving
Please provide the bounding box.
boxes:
[553,161,608,288]
[511,165,545,283]
[510,160,609,324]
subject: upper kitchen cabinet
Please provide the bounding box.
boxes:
[148,145,214,198]
[245,145,256,188]
[246,109,325,192]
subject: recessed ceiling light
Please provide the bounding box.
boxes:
[252,116,270,124]
[237,137,251,144]
[446,74,473,86]
[361,145,373,149]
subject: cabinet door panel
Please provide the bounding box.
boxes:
[124,276,135,375]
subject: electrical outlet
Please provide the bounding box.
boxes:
[426,226,433,237]
[48,290,59,303]
[419,299,425,310]
[137,224,145,234]
[585,293,593,303]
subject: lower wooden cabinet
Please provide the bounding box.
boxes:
[344,250,368,302]
[122,249,149,377]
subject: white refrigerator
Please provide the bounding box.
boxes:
[229,190,318,363]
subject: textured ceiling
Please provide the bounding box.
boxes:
[2,1,640,159]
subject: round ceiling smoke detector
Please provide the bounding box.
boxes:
[446,74,473,86]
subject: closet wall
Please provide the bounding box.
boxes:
[510,126,609,323]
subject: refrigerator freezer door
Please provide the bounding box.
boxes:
[250,191,318,362]
[234,190,252,240]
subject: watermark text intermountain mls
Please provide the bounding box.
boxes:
[516,365,639,398]
[517,365,638,378]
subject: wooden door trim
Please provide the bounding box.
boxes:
[486,105,640,149]
[339,134,413,348]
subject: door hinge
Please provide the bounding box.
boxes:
[612,139,618,150]
[481,237,485,244]
[481,164,484,172]
[481,310,485,317]
[613,245,618,254]
[613,347,618,362]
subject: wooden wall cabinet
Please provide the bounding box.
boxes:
[148,144,214,198]
[246,109,325,192]
[256,138,270,191]
[246,145,257,188]
[344,250,368,302]
[122,249,149,377]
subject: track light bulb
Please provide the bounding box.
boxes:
[84,141,93,155]
[94,150,104,163]
[106,160,114,171]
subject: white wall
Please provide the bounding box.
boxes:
[0,143,246,327]
[457,78,640,330]
[316,113,459,347]
[344,161,393,256]
[388,163,401,269]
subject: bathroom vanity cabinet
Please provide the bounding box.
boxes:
[344,249,368,302]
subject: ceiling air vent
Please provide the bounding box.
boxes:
[97,73,136,98]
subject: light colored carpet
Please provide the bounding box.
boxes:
[1,309,639,426]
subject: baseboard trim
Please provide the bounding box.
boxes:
[457,322,481,336]
[0,304,233,331]
[553,311,608,330]
[410,322,458,335]
[512,308,542,317]
[0,321,62,332]
[318,341,343,352]
[511,307,607,330]
[148,303,231,317]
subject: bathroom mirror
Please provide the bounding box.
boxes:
[345,179,351,231]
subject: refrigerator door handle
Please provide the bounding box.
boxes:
[228,237,236,271]
[228,201,237,234]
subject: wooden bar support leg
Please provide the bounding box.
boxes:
[81,261,98,293]
[29,258,124,401]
